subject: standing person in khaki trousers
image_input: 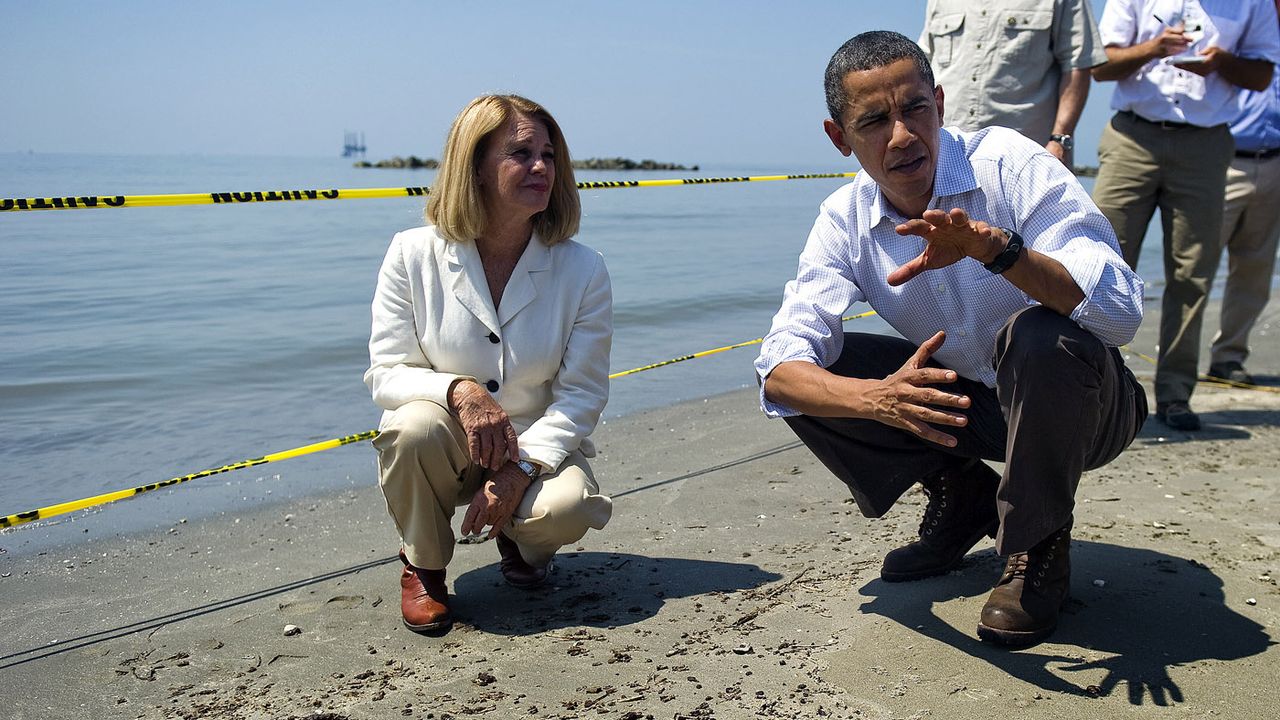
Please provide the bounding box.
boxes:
[1090,0,1280,430]
[1208,13,1280,385]
[365,95,613,633]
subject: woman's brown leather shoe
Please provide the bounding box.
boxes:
[977,521,1072,646]
[399,551,451,632]
[496,533,551,588]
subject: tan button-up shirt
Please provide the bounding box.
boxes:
[919,0,1107,143]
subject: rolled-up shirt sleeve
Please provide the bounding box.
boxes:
[754,203,865,418]
[1011,154,1145,346]
[1097,0,1137,47]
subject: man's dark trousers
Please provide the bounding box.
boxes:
[782,306,1148,554]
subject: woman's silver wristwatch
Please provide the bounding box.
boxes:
[515,459,540,481]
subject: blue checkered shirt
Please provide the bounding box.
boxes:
[755,126,1144,418]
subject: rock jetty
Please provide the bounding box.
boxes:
[572,157,698,171]
[353,156,439,169]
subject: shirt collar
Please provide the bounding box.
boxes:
[932,128,977,200]
[866,127,977,226]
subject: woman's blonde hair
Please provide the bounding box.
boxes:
[426,94,580,245]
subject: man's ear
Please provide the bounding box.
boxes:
[823,118,853,157]
[934,85,945,125]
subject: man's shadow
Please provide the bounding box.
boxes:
[452,551,781,634]
[857,541,1273,705]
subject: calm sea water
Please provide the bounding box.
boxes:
[0,153,1179,529]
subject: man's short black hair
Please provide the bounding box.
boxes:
[824,31,936,123]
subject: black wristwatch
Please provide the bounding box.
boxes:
[983,227,1024,274]
[1049,133,1074,150]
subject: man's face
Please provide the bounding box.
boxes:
[823,58,944,218]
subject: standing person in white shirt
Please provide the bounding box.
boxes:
[1090,0,1280,430]
[756,31,1147,646]
[919,0,1107,167]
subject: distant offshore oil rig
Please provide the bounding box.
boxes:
[342,131,366,158]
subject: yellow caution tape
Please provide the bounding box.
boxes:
[0,172,858,213]
[608,310,879,379]
[1123,346,1280,394]
[0,311,877,528]
[0,432,377,529]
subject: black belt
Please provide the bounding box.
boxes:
[1118,109,1207,130]
[1236,147,1280,160]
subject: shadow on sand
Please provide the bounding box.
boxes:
[452,551,781,634]
[1135,407,1280,444]
[856,541,1273,705]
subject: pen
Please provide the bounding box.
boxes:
[1153,13,1166,24]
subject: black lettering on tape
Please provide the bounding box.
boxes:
[264,191,282,201]
[322,190,339,199]
[1,199,14,211]
[32,198,54,209]
[212,193,233,204]
[304,190,319,199]
[105,196,125,207]
[1,510,40,527]
[232,192,254,203]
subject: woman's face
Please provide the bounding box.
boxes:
[478,111,555,222]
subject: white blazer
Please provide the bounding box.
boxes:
[365,225,612,473]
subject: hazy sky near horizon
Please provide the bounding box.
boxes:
[3,0,1117,168]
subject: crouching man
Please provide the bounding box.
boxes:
[755,31,1147,645]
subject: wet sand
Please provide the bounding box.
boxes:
[2,300,1278,719]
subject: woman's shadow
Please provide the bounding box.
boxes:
[856,541,1273,705]
[452,551,781,634]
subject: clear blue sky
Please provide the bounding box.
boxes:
[1,0,1116,168]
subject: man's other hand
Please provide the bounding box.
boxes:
[863,331,970,447]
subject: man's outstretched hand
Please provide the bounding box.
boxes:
[889,208,1002,286]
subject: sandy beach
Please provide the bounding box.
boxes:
[2,299,1278,720]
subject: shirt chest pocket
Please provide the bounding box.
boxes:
[998,10,1053,66]
[927,13,965,67]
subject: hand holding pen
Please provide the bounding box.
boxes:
[1149,15,1191,59]
[1154,13,1224,75]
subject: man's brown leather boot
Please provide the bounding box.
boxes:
[399,551,451,632]
[977,520,1072,646]
[880,459,1000,582]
